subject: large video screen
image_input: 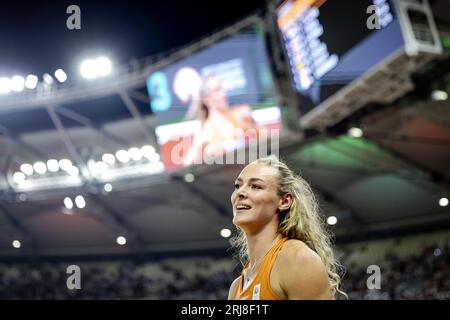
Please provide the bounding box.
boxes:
[147,24,282,170]
[276,0,405,115]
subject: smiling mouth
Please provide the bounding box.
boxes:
[235,204,252,211]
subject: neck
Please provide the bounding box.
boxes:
[245,225,280,266]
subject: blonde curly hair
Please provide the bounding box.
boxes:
[230,155,347,299]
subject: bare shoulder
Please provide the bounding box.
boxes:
[277,239,332,300]
[279,239,322,264]
[228,276,242,300]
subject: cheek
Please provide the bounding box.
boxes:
[230,191,236,203]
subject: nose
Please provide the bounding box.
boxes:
[236,186,247,199]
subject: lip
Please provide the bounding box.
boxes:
[234,203,252,213]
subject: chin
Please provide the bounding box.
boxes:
[232,215,254,228]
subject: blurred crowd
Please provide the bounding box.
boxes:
[1,235,449,300]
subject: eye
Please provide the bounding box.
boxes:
[251,184,262,189]
[234,183,240,190]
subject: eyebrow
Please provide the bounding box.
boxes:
[235,177,265,183]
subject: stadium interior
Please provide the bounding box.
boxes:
[0,0,449,299]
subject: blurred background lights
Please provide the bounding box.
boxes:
[54,69,67,83]
[11,76,25,92]
[75,195,86,209]
[327,216,338,225]
[64,197,73,210]
[220,228,231,238]
[25,74,38,89]
[47,159,60,172]
[33,162,47,175]
[0,77,11,94]
[116,236,127,246]
[12,240,21,249]
[20,164,33,176]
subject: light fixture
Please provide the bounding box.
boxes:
[0,77,11,94]
[59,159,73,171]
[54,69,67,83]
[80,56,112,79]
[47,159,60,173]
[20,164,34,176]
[80,59,97,79]
[13,172,26,184]
[96,57,112,76]
[64,197,74,210]
[43,73,54,85]
[25,75,38,89]
[11,76,25,92]
[33,162,47,175]
[431,90,448,101]
[102,153,116,165]
[141,145,156,159]
[128,147,142,161]
[184,173,195,183]
[75,195,86,209]
[116,236,127,245]
[439,197,449,207]
[327,216,338,225]
[104,183,112,193]
[12,240,21,249]
[220,228,231,238]
[348,127,363,138]
[68,166,79,176]
[116,150,130,163]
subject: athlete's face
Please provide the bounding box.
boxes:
[203,77,228,112]
[231,162,282,231]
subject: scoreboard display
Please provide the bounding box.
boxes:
[276,0,405,115]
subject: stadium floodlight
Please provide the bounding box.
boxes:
[80,57,112,79]
[128,147,142,161]
[116,236,127,246]
[220,228,231,238]
[59,159,73,171]
[96,57,112,76]
[116,150,130,163]
[54,69,67,83]
[75,195,86,209]
[12,240,21,249]
[148,153,160,162]
[141,145,156,159]
[43,73,54,85]
[25,75,38,89]
[20,163,34,176]
[68,166,79,176]
[64,197,74,210]
[327,216,338,225]
[431,90,448,101]
[0,77,11,94]
[104,183,113,193]
[13,172,26,184]
[102,153,116,165]
[80,59,97,79]
[184,173,195,183]
[11,76,25,92]
[439,197,449,207]
[348,127,363,138]
[47,159,60,173]
[33,162,47,175]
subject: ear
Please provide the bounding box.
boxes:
[278,193,293,212]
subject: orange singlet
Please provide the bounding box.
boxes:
[234,237,288,300]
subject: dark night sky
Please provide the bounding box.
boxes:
[0,0,267,78]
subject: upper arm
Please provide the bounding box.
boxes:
[228,276,241,300]
[279,243,332,300]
